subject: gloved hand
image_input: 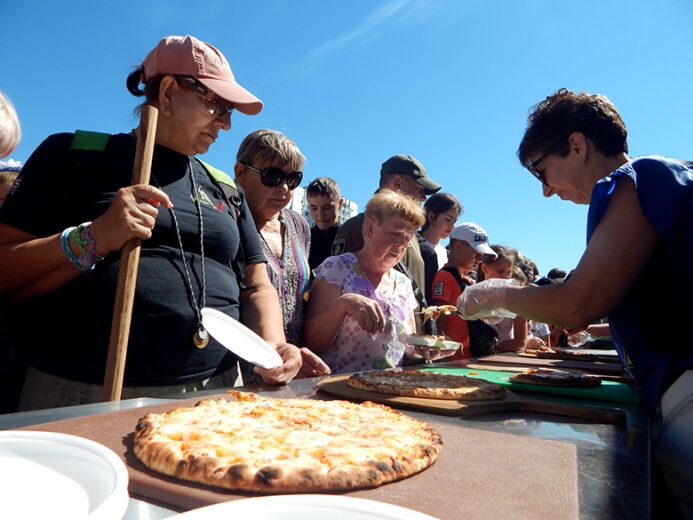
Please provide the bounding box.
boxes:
[456,278,518,320]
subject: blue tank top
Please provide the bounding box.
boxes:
[586,156,693,409]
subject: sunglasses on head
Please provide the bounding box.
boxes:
[174,75,235,118]
[242,163,303,190]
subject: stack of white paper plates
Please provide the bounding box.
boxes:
[0,431,129,520]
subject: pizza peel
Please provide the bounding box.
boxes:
[418,366,640,404]
[316,375,626,424]
[469,353,625,375]
[102,105,158,402]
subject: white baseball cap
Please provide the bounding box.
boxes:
[449,222,497,257]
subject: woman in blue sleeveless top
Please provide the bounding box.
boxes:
[458,88,693,517]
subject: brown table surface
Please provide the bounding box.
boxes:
[0,372,650,520]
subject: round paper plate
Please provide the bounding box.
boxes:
[201,307,283,369]
[0,430,129,520]
[168,494,442,520]
[405,335,461,352]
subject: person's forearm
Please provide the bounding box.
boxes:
[586,323,611,337]
[503,283,599,329]
[303,299,349,352]
[239,284,287,344]
[0,231,82,300]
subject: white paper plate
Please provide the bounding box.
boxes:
[167,494,442,520]
[405,335,461,352]
[201,307,283,369]
[0,430,129,520]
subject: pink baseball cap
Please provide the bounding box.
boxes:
[141,35,263,115]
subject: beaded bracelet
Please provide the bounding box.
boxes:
[60,222,104,271]
[82,223,104,262]
[70,223,90,255]
[60,226,87,271]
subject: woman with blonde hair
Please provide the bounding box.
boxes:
[304,190,436,374]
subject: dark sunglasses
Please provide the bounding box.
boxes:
[526,138,568,186]
[242,163,303,190]
[174,75,235,118]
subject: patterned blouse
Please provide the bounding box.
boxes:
[261,209,311,345]
[313,252,417,374]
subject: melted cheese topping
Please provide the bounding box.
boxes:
[144,393,436,472]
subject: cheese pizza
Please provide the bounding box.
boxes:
[420,305,458,323]
[133,391,442,492]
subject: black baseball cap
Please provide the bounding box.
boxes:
[380,154,441,195]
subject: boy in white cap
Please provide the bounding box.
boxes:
[430,223,498,358]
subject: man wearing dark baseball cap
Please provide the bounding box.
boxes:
[380,154,441,199]
[330,154,441,334]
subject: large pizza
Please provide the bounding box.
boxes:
[133,391,442,492]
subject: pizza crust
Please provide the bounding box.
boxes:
[133,391,442,492]
[346,370,506,401]
[524,347,598,361]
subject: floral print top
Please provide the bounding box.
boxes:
[313,252,417,374]
[262,209,311,345]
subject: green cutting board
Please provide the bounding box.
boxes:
[421,366,640,404]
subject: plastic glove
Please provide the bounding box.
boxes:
[456,278,518,321]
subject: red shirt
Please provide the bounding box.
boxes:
[431,267,473,359]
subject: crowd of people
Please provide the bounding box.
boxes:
[0,34,691,516]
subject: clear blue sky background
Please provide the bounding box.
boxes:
[4,0,692,275]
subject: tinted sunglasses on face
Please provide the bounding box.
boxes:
[242,163,303,190]
[174,75,235,118]
[526,137,569,186]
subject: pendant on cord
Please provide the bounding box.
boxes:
[194,327,209,348]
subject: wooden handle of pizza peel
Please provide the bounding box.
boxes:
[101,105,158,402]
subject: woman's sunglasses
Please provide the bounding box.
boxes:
[174,75,235,118]
[242,163,303,190]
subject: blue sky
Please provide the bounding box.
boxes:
[4,0,693,275]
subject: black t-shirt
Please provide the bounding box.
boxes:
[0,132,265,385]
[416,232,439,304]
[308,224,340,271]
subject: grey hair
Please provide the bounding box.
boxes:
[0,90,21,158]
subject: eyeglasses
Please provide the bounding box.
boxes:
[526,138,568,186]
[242,163,303,190]
[175,76,235,118]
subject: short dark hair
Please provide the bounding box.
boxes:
[423,192,462,216]
[307,177,341,200]
[518,88,628,167]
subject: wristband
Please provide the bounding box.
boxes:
[61,227,89,271]
[81,223,104,261]
[61,222,104,271]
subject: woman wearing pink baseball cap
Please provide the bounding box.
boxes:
[0,36,302,411]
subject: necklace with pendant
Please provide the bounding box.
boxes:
[154,158,209,348]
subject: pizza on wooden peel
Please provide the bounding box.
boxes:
[134,390,442,493]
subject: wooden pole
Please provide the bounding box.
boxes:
[101,105,158,401]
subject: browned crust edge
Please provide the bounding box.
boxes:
[133,395,443,493]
